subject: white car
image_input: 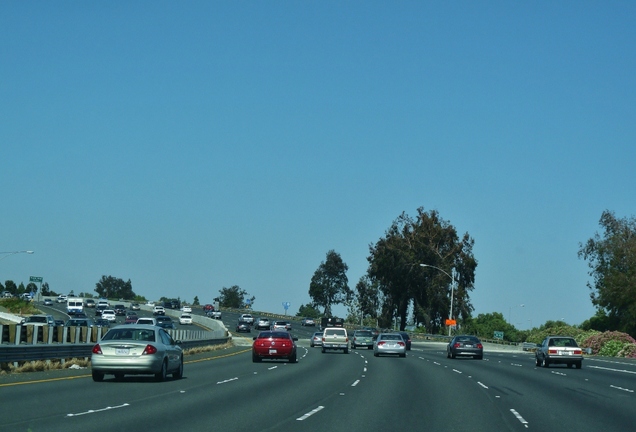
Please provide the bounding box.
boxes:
[101,310,117,322]
[179,314,193,325]
[239,314,254,324]
[136,317,157,325]
[181,306,192,313]
[56,295,68,303]
[153,305,166,316]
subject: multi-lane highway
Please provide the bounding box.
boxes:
[1,313,635,432]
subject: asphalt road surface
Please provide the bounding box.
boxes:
[1,337,635,432]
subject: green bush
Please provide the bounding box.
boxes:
[598,340,629,357]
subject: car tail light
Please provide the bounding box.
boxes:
[142,344,158,355]
[92,344,102,355]
[548,349,558,354]
[454,343,461,348]
[476,343,483,349]
[574,349,582,355]
[377,341,386,346]
[398,342,405,347]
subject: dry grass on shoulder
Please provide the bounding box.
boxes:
[1,358,91,374]
[1,341,235,375]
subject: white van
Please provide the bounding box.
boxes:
[67,298,84,315]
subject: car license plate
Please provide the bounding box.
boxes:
[115,348,129,355]
[269,349,277,354]
[560,351,571,355]
[465,344,473,347]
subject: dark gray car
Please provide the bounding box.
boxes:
[447,335,483,360]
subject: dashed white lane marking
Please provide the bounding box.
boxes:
[297,406,324,421]
[352,380,360,386]
[217,377,238,384]
[610,385,634,393]
[452,369,462,374]
[67,403,129,417]
[268,366,278,370]
[478,382,489,389]
[510,409,529,427]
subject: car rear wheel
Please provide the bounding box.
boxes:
[289,352,297,363]
[252,353,261,363]
[173,357,183,379]
[92,371,104,382]
[543,358,550,368]
[575,361,582,369]
[344,348,349,354]
[114,373,124,380]
[399,353,406,358]
[155,360,167,381]
[535,357,541,367]
[321,347,326,353]
[475,355,483,360]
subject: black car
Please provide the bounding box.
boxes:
[398,332,412,350]
[447,335,483,360]
[65,318,95,327]
[236,321,251,333]
[156,316,175,330]
[114,305,127,316]
[95,305,108,316]
[94,318,110,328]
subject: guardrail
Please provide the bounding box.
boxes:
[0,307,230,366]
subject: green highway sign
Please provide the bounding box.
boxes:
[29,276,43,282]
[493,331,504,340]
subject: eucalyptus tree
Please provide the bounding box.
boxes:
[367,207,477,333]
[95,275,135,300]
[217,285,255,309]
[309,250,352,317]
[579,210,636,335]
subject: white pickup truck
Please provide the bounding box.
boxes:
[321,327,349,354]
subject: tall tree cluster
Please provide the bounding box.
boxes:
[308,250,352,316]
[95,275,135,299]
[217,285,255,309]
[579,210,636,335]
[366,208,477,333]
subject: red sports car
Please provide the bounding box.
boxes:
[252,331,298,363]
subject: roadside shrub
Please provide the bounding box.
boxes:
[598,340,629,357]
[526,325,586,345]
[580,331,636,356]
[617,343,636,358]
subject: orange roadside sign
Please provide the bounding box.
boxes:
[445,319,457,326]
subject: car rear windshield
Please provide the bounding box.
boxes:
[325,329,346,336]
[380,334,402,341]
[103,328,156,342]
[26,316,47,323]
[258,331,290,339]
[549,338,578,347]
[355,331,372,337]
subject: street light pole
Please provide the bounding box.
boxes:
[420,263,455,336]
[0,250,34,262]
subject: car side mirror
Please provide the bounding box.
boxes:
[536,344,541,348]
[292,337,298,341]
[174,340,182,345]
[253,336,257,340]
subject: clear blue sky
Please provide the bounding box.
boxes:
[2,2,634,329]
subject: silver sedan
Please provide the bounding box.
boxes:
[91,324,183,382]
[373,333,407,357]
